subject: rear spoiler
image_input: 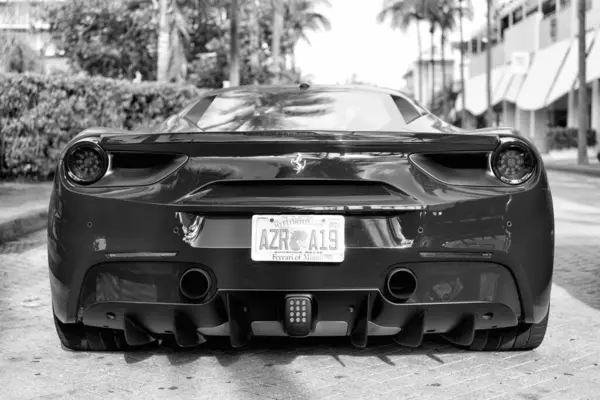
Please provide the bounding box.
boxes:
[96,131,502,157]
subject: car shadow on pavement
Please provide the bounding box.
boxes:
[117,335,465,397]
[112,336,463,398]
[121,334,464,368]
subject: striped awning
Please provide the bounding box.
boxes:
[455,66,507,116]
[516,38,571,111]
[504,73,527,104]
[546,31,595,106]
[492,65,518,105]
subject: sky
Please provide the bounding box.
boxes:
[294,0,487,89]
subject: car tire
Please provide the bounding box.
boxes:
[53,314,138,351]
[466,309,549,351]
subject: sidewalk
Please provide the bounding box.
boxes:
[542,147,600,177]
[0,182,53,244]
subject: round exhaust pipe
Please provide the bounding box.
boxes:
[386,268,417,301]
[179,268,211,300]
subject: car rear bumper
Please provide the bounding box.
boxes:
[48,175,554,328]
[80,292,520,348]
[52,259,523,347]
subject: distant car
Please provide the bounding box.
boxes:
[48,84,553,352]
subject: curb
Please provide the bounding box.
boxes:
[545,163,600,177]
[0,208,48,244]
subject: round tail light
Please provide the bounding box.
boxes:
[64,141,108,185]
[491,141,536,185]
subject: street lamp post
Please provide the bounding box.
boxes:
[459,0,467,126]
[577,0,588,165]
[486,0,493,126]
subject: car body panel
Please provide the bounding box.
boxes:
[47,84,554,347]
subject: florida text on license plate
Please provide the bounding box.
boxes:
[251,215,345,263]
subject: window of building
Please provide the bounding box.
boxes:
[525,0,540,16]
[470,38,479,54]
[500,15,509,40]
[460,40,469,55]
[513,7,523,24]
[542,0,557,17]
[560,0,591,11]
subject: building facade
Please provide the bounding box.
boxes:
[402,44,459,109]
[0,0,67,74]
[455,0,600,153]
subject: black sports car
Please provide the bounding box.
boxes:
[48,84,554,352]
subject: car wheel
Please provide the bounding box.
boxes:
[53,314,143,351]
[466,310,549,351]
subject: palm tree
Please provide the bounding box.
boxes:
[436,0,472,119]
[156,0,190,82]
[229,0,241,86]
[249,0,263,84]
[486,0,493,125]
[577,0,588,164]
[376,0,426,104]
[271,0,285,83]
[427,7,436,109]
[284,0,332,74]
[405,0,443,109]
[459,0,467,125]
[157,0,170,82]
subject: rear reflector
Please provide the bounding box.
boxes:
[105,252,177,258]
[419,252,492,259]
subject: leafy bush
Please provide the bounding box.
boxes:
[0,72,205,180]
[547,127,597,150]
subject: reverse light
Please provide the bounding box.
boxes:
[64,140,108,185]
[491,141,536,185]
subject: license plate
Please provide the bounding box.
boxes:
[251,215,345,263]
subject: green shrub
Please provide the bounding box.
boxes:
[547,127,597,151]
[0,72,205,180]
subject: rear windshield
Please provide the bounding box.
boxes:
[185,89,423,132]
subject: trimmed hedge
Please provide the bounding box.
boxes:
[0,72,205,180]
[547,127,597,151]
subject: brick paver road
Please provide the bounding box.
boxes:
[1,170,600,400]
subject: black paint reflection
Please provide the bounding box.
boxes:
[192,89,411,132]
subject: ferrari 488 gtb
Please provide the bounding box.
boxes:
[48,84,554,352]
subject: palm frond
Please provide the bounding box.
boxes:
[376,0,424,32]
[283,0,332,47]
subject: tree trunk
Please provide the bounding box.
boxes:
[250,0,261,84]
[441,33,447,118]
[291,51,296,74]
[416,19,423,103]
[229,0,240,86]
[430,24,435,109]
[486,0,493,125]
[577,0,588,164]
[271,0,284,84]
[459,0,467,125]
[157,0,170,82]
